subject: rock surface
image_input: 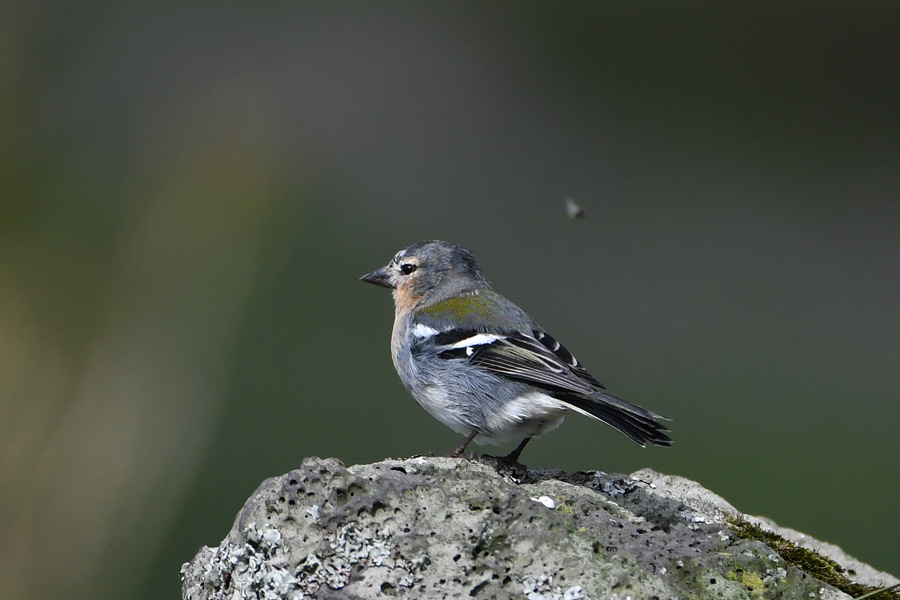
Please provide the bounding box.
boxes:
[181,457,898,600]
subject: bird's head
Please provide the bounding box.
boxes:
[360,240,488,311]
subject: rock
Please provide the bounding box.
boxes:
[181,457,898,600]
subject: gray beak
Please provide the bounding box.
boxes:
[360,266,395,289]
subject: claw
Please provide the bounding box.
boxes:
[478,453,528,478]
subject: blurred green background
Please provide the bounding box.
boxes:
[2,3,898,599]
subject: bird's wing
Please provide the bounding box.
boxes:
[530,330,607,390]
[430,328,604,396]
[421,326,672,447]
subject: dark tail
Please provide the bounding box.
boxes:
[558,391,672,447]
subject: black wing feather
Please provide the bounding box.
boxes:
[466,332,597,395]
[432,327,671,447]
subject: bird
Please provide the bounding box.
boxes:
[360,240,671,467]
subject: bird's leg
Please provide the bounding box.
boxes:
[450,430,479,458]
[479,437,531,478]
[503,437,532,464]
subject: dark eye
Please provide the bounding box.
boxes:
[400,263,417,275]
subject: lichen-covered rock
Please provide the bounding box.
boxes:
[181,457,898,600]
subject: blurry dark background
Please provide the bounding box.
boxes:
[2,3,898,599]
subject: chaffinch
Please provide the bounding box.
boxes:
[361,240,671,465]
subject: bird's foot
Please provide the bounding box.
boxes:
[478,452,528,479]
[449,450,481,461]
